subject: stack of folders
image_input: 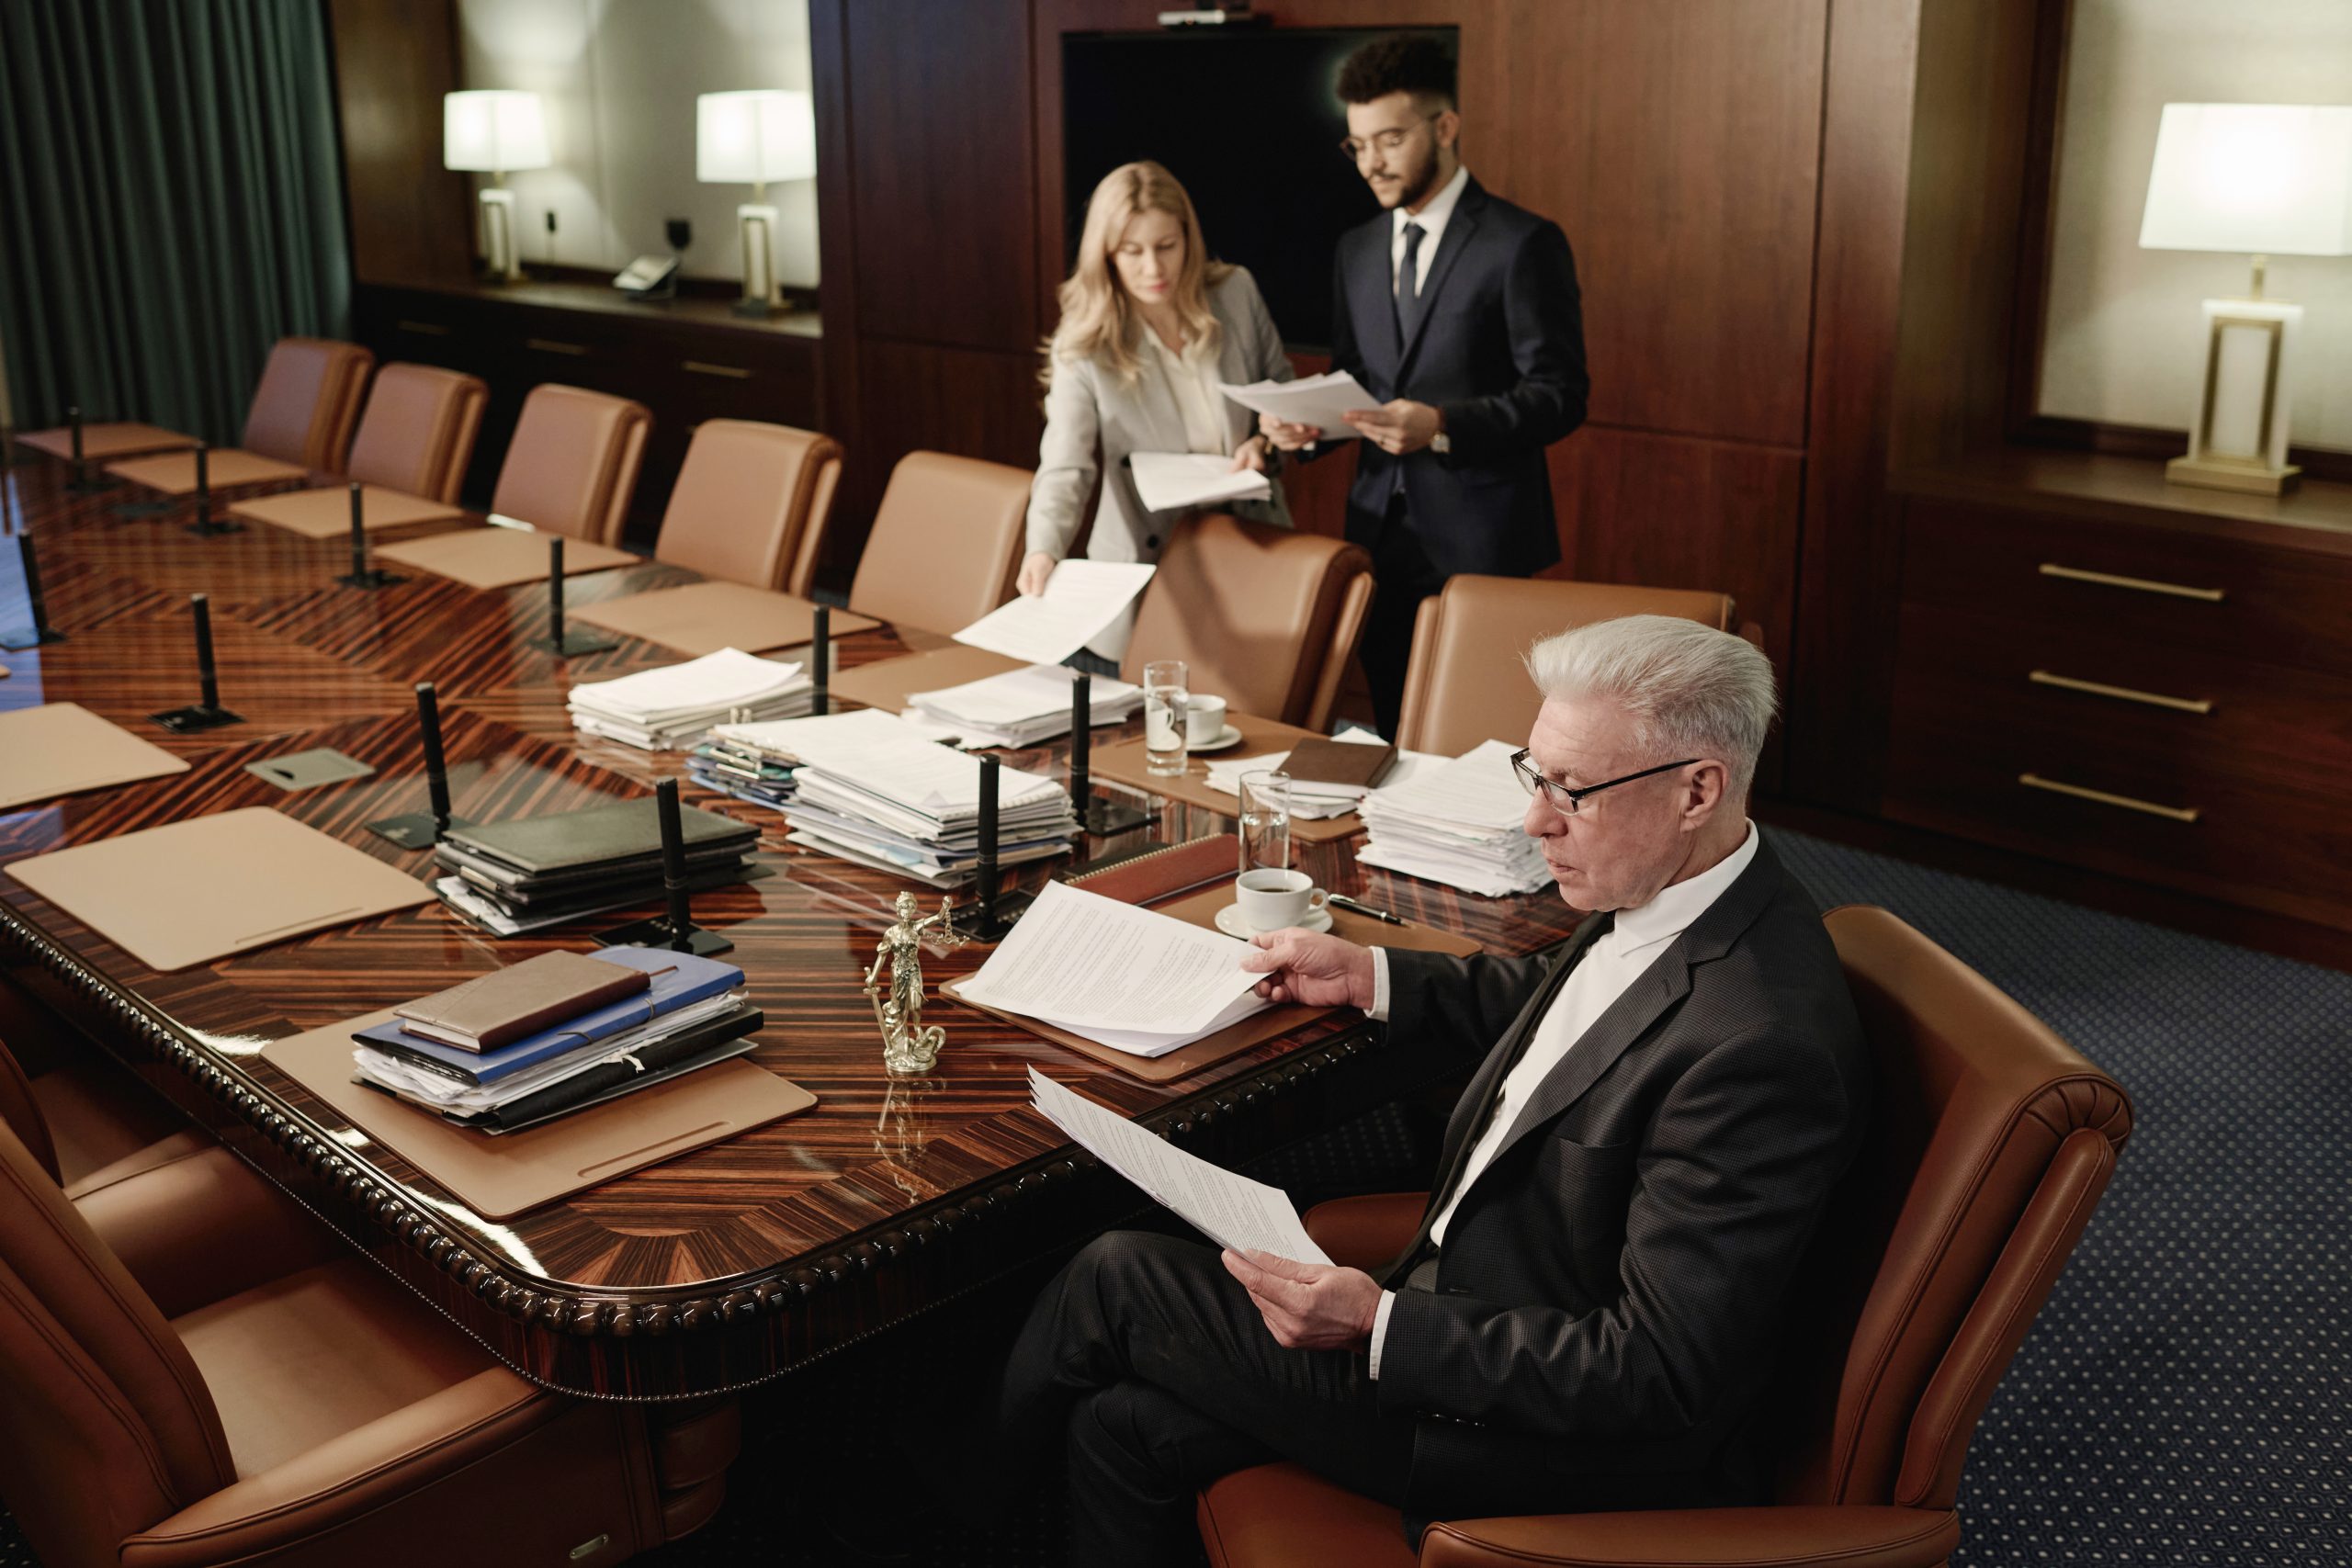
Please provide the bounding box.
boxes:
[1203,731,1439,820]
[569,648,811,751]
[906,664,1143,748]
[707,708,1076,886]
[1357,739,1551,897]
[432,797,762,936]
[351,948,761,1132]
[688,734,797,810]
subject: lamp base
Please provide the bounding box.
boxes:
[2165,454,2301,496]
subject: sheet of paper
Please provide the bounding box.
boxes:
[953,559,1157,665]
[714,708,1061,818]
[910,664,1139,727]
[1128,451,1272,513]
[958,880,1261,1034]
[570,649,804,718]
[1029,1068,1329,1263]
[1215,370,1379,439]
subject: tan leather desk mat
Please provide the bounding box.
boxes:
[374,526,637,588]
[19,423,195,460]
[944,879,1478,1083]
[105,448,306,493]
[229,485,466,537]
[0,702,189,808]
[265,1009,815,1219]
[831,644,1028,714]
[570,581,880,657]
[6,807,435,972]
[1090,714,1363,843]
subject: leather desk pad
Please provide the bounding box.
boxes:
[569,581,879,657]
[829,643,1030,715]
[229,485,466,537]
[0,702,188,808]
[17,423,197,460]
[375,526,638,588]
[1089,713,1363,843]
[104,448,307,493]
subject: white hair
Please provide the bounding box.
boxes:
[1522,615,1778,798]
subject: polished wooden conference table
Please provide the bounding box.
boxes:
[0,455,1580,1400]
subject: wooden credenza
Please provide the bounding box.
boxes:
[1882,452,2352,934]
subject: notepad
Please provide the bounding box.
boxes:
[228,485,466,538]
[0,703,190,809]
[6,807,435,971]
[374,526,638,588]
[105,449,307,493]
[17,423,197,461]
[570,581,879,657]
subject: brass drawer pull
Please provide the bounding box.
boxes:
[2028,670,2213,715]
[396,319,451,336]
[526,337,589,355]
[682,360,752,379]
[2038,562,2224,602]
[2018,773,2200,823]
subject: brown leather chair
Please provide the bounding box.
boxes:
[341,363,489,502]
[0,997,205,1199]
[1121,513,1374,732]
[489,384,652,545]
[1396,577,1741,757]
[653,418,844,592]
[0,1110,736,1567]
[240,337,376,471]
[1196,904,2133,1568]
[846,451,1034,636]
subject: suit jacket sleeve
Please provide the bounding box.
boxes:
[1439,220,1589,464]
[1384,947,1556,1055]
[1026,355,1101,560]
[1240,269,1295,387]
[1374,1021,1858,1439]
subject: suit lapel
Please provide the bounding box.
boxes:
[1394,180,1486,380]
[1348,220,1402,388]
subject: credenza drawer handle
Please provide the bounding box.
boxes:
[396,319,451,336]
[2018,773,2200,823]
[2028,670,2213,715]
[2038,562,2224,602]
[526,337,589,355]
[682,359,752,379]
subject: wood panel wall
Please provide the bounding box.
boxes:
[323,0,475,290]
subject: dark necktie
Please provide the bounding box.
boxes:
[1394,221,1428,344]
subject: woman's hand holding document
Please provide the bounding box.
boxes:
[1216,370,1378,439]
[955,558,1158,665]
[1127,452,1272,513]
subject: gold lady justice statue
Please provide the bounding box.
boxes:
[864,892,959,1075]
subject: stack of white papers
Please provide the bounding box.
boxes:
[1200,730,1442,820]
[909,663,1144,748]
[1216,370,1378,439]
[1357,739,1550,897]
[1128,451,1272,513]
[568,649,809,751]
[954,559,1158,665]
[709,708,1077,886]
[960,882,1269,1056]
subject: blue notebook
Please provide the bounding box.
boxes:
[356,948,744,1086]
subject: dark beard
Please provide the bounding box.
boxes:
[1387,145,1441,210]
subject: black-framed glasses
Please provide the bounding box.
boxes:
[1510,750,1699,816]
[1339,111,1443,164]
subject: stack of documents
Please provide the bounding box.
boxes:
[707,708,1077,886]
[568,649,810,751]
[958,882,1267,1056]
[908,663,1143,748]
[352,947,761,1132]
[1356,739,1550,897]
[952,559,1158,665]
[1215,370,1377,439]
[1128,452,1271,513]
[432,797,761,936]
[1202,731,1442,820]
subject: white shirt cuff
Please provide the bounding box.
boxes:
[1367,946,1391,1021]
[1367,1289,1397,1379]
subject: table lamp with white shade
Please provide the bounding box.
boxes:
[697,90,817,317]
[444,90,551,284]
[2138,103,2352,495]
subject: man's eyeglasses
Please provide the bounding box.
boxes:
[1339,111,1443,164]
[1510,750,1699,816]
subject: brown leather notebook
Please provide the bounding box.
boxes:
[1064,833,1240,907]
[1281,736,1398,791]
[393,951,653,1052]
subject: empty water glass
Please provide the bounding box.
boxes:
[1238,769,1292,875]
[1144,660,1189,776]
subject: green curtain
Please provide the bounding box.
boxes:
[0,0,351,444]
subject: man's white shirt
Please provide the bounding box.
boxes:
[1390,164,1472,297]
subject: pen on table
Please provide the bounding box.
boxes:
[1328,894,1406,926]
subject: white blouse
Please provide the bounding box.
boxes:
[1142,326,1230,457]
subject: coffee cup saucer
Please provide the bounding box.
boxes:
[1188,724,1247,753]
[1215,903,1332,940]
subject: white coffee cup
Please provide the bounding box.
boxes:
[1186,694,1228,745]
[1234,867,1328,932]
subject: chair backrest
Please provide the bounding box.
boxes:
[0,1119,233,1566]
[654,419,844,592]
[240,337,375,470]
[0,1035,57,1182]
[343,363,489,502]
[1769,906,2132,1513]
[1396,577,1737,757]
[1120,513,1374,731]
[846,451,1033,636]
[489,384,651,545]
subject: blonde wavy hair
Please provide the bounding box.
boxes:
[1043,161,1231,388]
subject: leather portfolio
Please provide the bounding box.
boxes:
[6,807,435,972]
[1281,735,1398,791]
[0,702,189,809]
[17,423,196,460]
[830,644,1028,715]
[393,950,653,1051]
[229,484,466,538]
[264,1008,815,1219]
[1062,833,1241,908]
[440,798,757,878]
[104,448,306,494]
[1089,714,1363,843]
[374,526,638,589]
[569,581,879,657]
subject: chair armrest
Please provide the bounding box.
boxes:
[1420,1506,1959,1568]
[1304,1192,1427,1274]
[72,1143,342,1319]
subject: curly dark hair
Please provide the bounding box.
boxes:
[1335,34,1456,108]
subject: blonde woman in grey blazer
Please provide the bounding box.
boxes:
[1023,161,1296,663]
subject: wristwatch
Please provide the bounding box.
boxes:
[1430,410,1451,456]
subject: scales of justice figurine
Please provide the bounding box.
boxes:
[864,891,961,1075]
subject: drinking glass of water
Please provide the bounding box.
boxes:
[1238,769,1292,875]
[1144,660,1190,776]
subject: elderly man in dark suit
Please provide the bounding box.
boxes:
[986,615,1871,1562]
[1262,34,1589,737]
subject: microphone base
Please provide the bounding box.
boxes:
[594,915,734,957]
[336,569,406,590]
[528,629,621,656]
[151,704,243,734]
[108,499,175,519]
[365,811,471,851]
[0,626,65,649]
[1081,798,1151,836]
[185,516,243,536]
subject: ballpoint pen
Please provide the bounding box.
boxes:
[1328,893,1406,926]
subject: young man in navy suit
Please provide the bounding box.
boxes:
[1263,35,1590,738]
